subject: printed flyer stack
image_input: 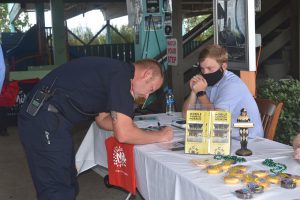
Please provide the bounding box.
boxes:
[185,110,231,155]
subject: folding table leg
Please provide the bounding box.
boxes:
[125,193,132,200]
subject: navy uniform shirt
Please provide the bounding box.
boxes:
[29,57,135,123]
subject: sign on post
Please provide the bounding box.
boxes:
[167,38,177,66]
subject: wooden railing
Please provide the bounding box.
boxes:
[68,43,135,62]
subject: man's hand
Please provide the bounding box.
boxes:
[158,126,173,142]
[112,112,174,144]
[189,75,207,94]
[95,112,113,131]
[293,134,300,162]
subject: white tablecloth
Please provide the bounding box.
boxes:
[75,113,300,200]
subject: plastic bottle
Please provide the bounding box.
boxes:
[165,89,175,115]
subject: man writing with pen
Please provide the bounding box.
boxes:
[18,57,173,200]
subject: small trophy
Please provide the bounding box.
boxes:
[233,108,253,156]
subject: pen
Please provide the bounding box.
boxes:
[141,97,149,109]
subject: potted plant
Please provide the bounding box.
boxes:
[257,78,300,145]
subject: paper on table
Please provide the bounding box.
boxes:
[159,141,185,151]
[157,137,185,151]
[134,120,159,128]
[171,119,186,129]
[156,112,183,125]
[135,116,158,121]
[134,112,183,128]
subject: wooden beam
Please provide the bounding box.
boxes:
[259,28,291,63]
[182,37,213,72]
[257,6,290,38]
[259,0,281,16]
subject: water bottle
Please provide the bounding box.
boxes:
[165,89,175,115]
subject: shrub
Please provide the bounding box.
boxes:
[257,79,300,144]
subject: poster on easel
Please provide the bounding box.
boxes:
[144,15,162,31]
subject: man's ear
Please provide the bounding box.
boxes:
[221,63,228,70]
[143,69,153,81]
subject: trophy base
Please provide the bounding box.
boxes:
[235,148,252,156]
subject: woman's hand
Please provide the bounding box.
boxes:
[293,134,300,162]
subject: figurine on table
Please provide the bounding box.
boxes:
[234,108,254,156]
[237,108,250,144]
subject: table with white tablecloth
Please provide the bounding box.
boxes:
[75,113,300,200]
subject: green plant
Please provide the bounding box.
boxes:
[257,79,300,145]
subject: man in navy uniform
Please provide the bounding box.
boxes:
[18,57,173,200]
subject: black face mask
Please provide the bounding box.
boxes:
[202,68,224,86]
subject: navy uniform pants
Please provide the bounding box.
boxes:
[18,103,78,200]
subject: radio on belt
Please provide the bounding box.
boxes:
[26,87,51,116]
[26,78,57,116]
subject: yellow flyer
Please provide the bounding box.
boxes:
[185,110,231,155]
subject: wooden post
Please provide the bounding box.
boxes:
[35,3,45,64]
[240,71,256,97]
[171,0,185,109]
[50,0,68,66]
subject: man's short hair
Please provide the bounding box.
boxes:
[198,44,228,65]
[134,59,164,79]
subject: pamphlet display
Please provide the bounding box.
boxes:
[185,110,231,155]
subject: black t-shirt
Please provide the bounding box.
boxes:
[32,57,135,123]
